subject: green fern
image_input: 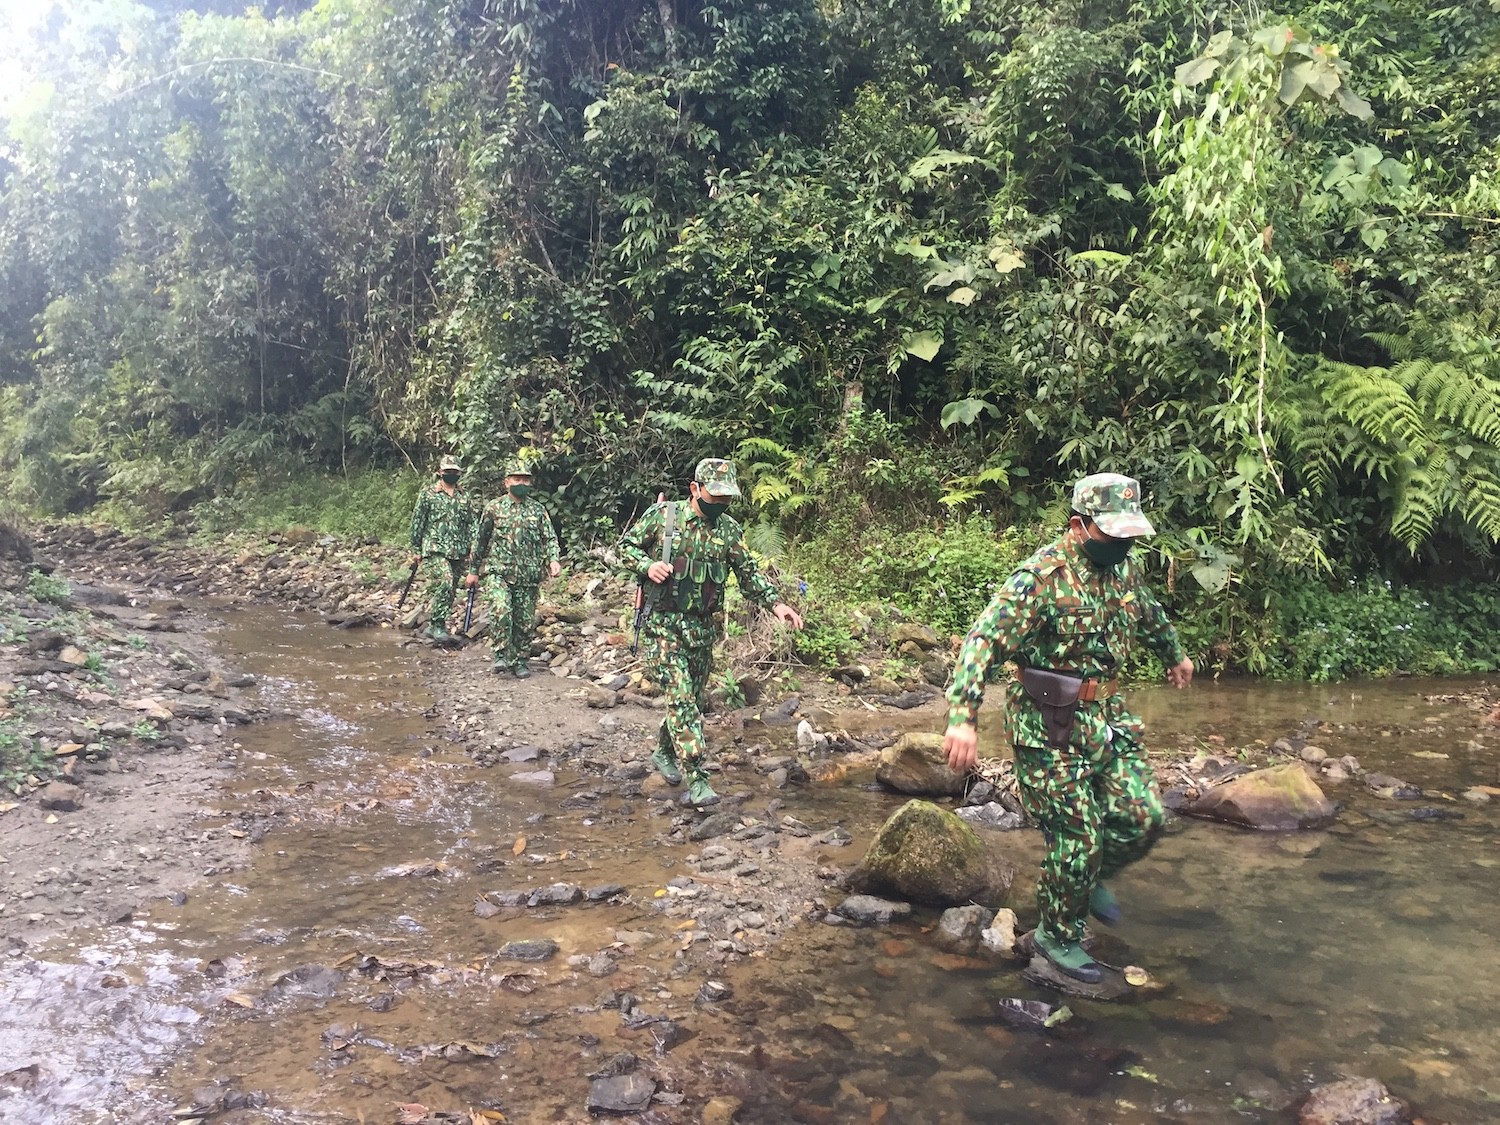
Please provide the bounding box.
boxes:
[1314,312,1500,550]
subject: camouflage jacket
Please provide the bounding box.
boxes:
[471,495,560,585]
[618,500,780,616]
[408,483,477,560]
[946,533,1187,743]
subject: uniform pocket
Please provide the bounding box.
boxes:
[1055,609,1099,635]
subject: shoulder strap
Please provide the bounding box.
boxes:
[661,500,676,563]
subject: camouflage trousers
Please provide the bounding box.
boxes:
[641,610,716,768]
[418,555,465,632]
[484,577,540,668]
[1012,720,1165,944]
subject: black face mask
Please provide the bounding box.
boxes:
[440,471,460,485]
[1081,534,1133,569]
[697,498,730,525]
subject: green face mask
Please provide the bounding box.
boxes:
[697,498,730,525]
[509,483,532,499]
[1081,534,1134,569]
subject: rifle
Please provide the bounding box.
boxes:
[631,494,672,656]
[462,582,478,634]
[396,558,419,609]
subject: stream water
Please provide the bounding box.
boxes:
[2,607,1498,1123]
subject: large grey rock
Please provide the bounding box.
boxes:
[934,904,991,952]
[1185,764,1336,830]
[890,623,940,650]
[849,799,1020,907]
[875,732,967,797]
[498,939,559,962]
[587,1073,656,1115]
[956,802,1025,830]
[1298,1077,1411,1125]
[835,895,912,925]
[38,782,84,812]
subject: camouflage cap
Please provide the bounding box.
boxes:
[504,458,534,477]
[1072,472,1155,538]
[694,457,741,498]
[438,455,462,473]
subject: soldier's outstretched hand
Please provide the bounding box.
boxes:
[771,602,804,630]
[943,722,979,772]
[549,560,562,579]
[1165,657,1194,689]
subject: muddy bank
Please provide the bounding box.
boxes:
[0,530,272,947]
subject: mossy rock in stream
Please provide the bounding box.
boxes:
[849,799,1020,907]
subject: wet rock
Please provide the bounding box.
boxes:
[812,826,852,847]
[1298,1076,1411,1125]
[759,696,800,726]
[473,898,502,918]
[585,884,627,902]
[956,802,1025,831]
[529,883,582,907]
[1185,764,1335,830]
[920,654,950,687]
[502,744,543,763]
[605,762,649,782]
[38,782,84,812]
[835,894,912,925]
[489,890,530,907]
[980,908,1019,957]
[849,799,1019,907]
[831,663,871,685]
[703,1097,743,1125]
[875,732,967,797]
[878,690,933,710]
[689,812,740,842]
[995,996,1069,1031]
[267,964,345,999]
[498,939,559,962]
[934,904,991,952]
[511,769,555,786]
[890,623,940,650]
[1020,951,1132,1000]
[697,980,733,1003]
[588,1052,638,1078]
[1365,773,1422,800]
[650,1019,685,1053]
[586,1073,656,1115]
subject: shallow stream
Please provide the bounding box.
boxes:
[2,608,1497,1123]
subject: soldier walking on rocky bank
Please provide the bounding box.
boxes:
[407,455,478,644]
[618,458,805,807]
[942,473,1194,984]
[467,457,562,677]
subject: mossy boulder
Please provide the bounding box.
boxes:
[875,732,967,797]
[849,799,1020,907]
[1185,763,1336,830]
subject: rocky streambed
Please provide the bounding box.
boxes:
[2,522,1499,1123]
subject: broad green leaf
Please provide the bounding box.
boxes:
[1252,25,1294,56]
[1360,225,1388,252]
[947,286,978,306]
[1334,86,1374,121]
[909,149,978,181]
[1279,58,1312,105]
[905,330,943,362]
[939,398,999,428]
[1176,56,1219,88]
[988,245,1025,273]
[1071,249,1131,268]
[925,262,976,290]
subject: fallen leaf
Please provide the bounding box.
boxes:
[44,814,58,824]
[0,802,18,815]
[674,919,696,930]
[512,836,526,855]
[227,829,247,839]
[1124,966,1150,986]
[54,743,85,757]
[929,952,988,971]
[222,991,256,1009]
[395,1104,429,1125]
[1042,1005,1073,1028]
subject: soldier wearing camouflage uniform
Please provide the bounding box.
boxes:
[467,458,562,677]
[943,473,1194,983]
[407,456,479,643]
[618,458,805,807]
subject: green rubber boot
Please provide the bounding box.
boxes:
[1033,925,1103,984]
[425,623,452,643]
[512,663,531,679]
[681,768,720,808]
[650,745,683,786]
[491,656,511,675]
[1089,883,1122,926]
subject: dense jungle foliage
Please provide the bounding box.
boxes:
[3,0,1500,677]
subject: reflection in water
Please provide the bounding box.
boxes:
[0,611,1496,1123]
